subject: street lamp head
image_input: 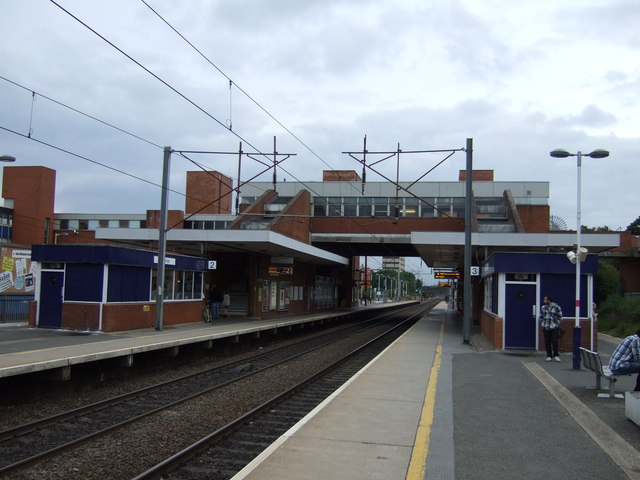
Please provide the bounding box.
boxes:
[550,149,571,158]
[587,149,610,159]
[0,155,16,163]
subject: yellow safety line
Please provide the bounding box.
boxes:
[406,319,444,480]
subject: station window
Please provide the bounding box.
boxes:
[343,197,357,216]
[374,198,389,217]
[420,198,436,217]
[151,270,204,301]
[313,197,328,217]
[358,197,372,217]
[404,198,419,217]
[328,197,342,217]
[436,197,451,217]
[452,197,466,218]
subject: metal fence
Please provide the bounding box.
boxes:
[0,294,33,323]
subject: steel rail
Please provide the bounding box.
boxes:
[132,302,435,479]
[0,303,425,476]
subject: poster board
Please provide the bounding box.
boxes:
[0,247,35,294]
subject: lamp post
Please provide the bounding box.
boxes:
[550,148,610,369]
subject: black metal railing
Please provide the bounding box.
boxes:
[0,295,33,323]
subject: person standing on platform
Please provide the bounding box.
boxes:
[209,284,224,319]
[222,291,231,317]
[608,329,640,392]
[539,295,563,362]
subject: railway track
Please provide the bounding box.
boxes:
[0,302,435,478]
[133,301,436,480]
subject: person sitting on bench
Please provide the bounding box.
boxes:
[609,328,640,392]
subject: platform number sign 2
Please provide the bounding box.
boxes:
[208,260,217,270]
[470,266,480,276]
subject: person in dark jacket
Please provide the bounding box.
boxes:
[209,284,224,319]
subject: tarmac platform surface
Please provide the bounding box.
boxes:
[1,302,639,479]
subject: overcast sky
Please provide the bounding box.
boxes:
[1,0,639,251]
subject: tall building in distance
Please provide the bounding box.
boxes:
[382,256,405,272]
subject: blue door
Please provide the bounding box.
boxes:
[505,283,537,349]
[39,271,64,328]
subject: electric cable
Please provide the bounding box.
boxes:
[140,0,335,170]
[0,125,216,208]
[0,75,163,150]
[48,1,373,213]
[40,2,449,270]
[49,0,271,163]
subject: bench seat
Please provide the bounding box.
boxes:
[579,347,623,399]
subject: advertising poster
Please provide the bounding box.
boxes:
[0,247,34,294]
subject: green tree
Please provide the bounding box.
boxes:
[627,215,640,235]
[594,259,620,304]
[582,225,611,232]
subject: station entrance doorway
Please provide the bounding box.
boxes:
[504,277,537,349]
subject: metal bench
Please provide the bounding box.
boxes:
[579,347,623,398]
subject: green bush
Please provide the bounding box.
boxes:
[594,260,620,304]
[597,295,640,337]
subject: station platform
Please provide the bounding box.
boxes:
[0,301,411,379]
[232,304,640,480]
[1,302,639,479]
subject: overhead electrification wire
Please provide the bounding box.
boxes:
[48,0,362,207]
[137,0,370,208]
[49,0,271,163]
[46,1,432,263]
[139,0,405,248]
[49,0,328,216]
[0,76,245,213]
[0,75,163,150]
[0,125,189,201]
[139,0,333,170]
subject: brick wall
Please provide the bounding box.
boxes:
[185,171,233,214]
[2,166,56,245]
[613,231,639,252]
[228,190,278,230]
[517,205,550,232]
[311,216,465,234]
[538,319,598,353]
[146,210,185,229]
[480,310,503,349]
[62,303,101,330]
[55,230,112,244]
[458,170,494,181]
[101,301,204,332]
[271,190,311,243]
[323,170,362,182]
[619,258,640,293]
